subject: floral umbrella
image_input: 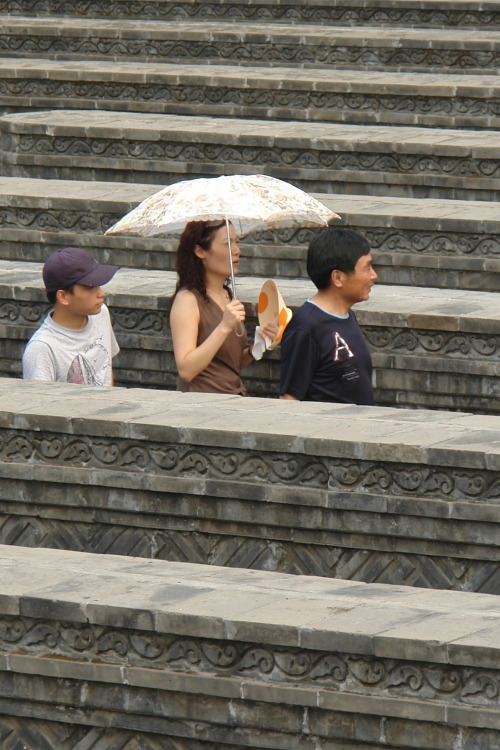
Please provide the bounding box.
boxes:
[105,173,339,295]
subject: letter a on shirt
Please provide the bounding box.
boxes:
[333,331,354,361]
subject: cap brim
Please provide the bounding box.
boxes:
[77,264,120,287]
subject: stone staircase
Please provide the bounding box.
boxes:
[4,61,500,131]
[0,0,500,745]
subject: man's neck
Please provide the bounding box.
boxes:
[51,306,88,331]
[310,290,350,317]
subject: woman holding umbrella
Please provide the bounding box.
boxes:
[170,219,277,395]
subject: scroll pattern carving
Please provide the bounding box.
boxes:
[11,135,500,180]
[1,615,499,707]
[0,206,117,233]
[362,228,500,258]
[364,327,500,361]
[2,209,499,260]
[0,300,166,335]
[0,300,49,324]
[1,80,499,125]
[1,1,500,27]
[248,227,500,258]
[0,428,498,502]
[0,37,498,70]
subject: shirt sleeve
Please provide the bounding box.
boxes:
[280,326,318,400]
[22,340,57,381]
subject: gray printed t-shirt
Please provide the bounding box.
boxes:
[22,304,119,385]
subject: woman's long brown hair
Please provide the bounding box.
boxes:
[172,219,233,301]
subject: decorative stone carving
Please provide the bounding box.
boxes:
[9,134,500,183]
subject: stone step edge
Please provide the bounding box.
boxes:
[3,16,500,44]
[3,542,500,723]
[1,59,499,94]
[1,374,499,468]
[2,260,499,333]
[2,110,499,155]
[2,176,500,233]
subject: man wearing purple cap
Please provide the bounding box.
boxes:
[22,247,120,385]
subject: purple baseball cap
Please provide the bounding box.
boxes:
[43,247,119,293]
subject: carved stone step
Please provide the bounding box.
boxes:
[1,177,500,292]
[3,260,499,413]
[2,59,500,130]
[1,17,500,73]
[3,544,500,750]
[2,0,500,28]
[2,110,500,201]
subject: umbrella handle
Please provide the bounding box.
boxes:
[225,216,244,337]
[225,216,237,300]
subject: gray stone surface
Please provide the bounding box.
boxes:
[0,0,500,745]
[0,378,499,592]
[2,543,500,746]
[4,110,500,199]
[2,17,500,73]
[3,0,500,28]
[3,60,500,130]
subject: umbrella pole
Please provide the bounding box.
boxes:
[225,216,244,338]
[225,216,236,299]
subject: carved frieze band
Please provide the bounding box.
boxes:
[10,135,500,180]
[3,209,500,261]
[0,206,117,233]
[0,80,498,123]
[0,38,497,70]
[0,615,499,708]
[0,428,498,501]
[0,2,499,27]
[2,300,497,364]
[363,327,500,361]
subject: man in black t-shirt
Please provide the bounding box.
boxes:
[280,228,377,405]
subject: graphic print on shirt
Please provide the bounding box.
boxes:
[332,331,354,361]
[67,339,110,385]
[332,330,360,387]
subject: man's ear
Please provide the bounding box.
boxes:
[330,269,345,289]
[55,289,71,306]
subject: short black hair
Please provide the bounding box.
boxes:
[46,283,75,305]
[307,228,371,290]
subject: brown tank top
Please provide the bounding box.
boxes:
[176,289,249,395]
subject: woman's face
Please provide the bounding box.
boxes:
[197,223,241,278]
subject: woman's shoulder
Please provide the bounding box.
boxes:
[173,287,202,305]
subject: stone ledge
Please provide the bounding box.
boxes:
[1,544,500,749]
[2,0,500,28]
[0,379,499,592]
[1,18,500,75]
[3,111,500,200]
[2,60,500,130]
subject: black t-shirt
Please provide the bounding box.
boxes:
[280,300,374,405]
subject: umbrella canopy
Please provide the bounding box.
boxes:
[105,174,339,238]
